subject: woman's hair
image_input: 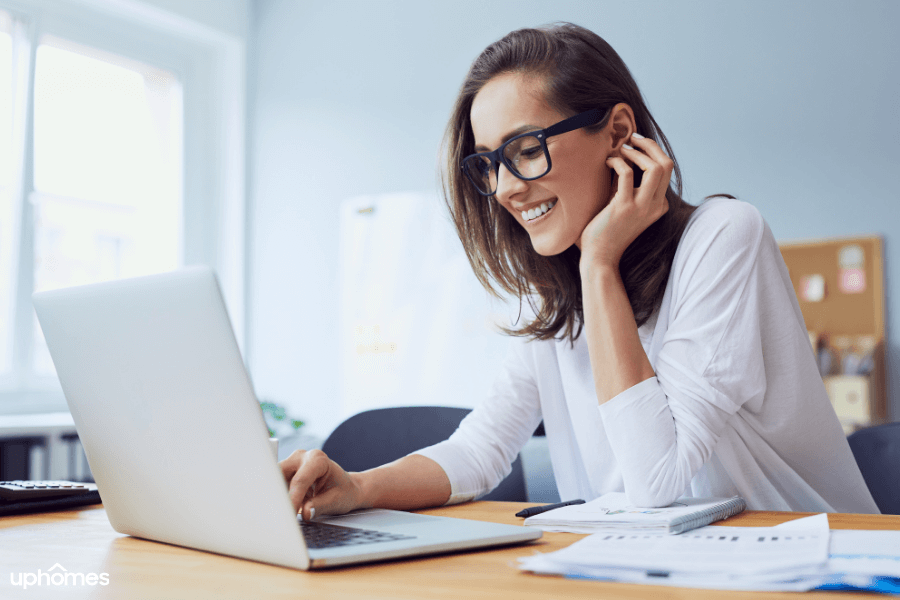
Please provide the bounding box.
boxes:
[441,22,698,342]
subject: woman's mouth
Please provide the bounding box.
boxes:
[522,200,556,224]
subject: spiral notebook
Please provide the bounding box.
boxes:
[524,492,746,535]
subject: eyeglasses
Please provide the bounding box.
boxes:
[461,107,610,196]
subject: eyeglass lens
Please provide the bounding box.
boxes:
[464,133,549,195]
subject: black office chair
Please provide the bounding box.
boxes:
[847,422,900,515]
[321,406,528,501]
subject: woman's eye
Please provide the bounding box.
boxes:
[520,146,542,159]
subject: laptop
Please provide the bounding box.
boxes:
[32,266,541,570]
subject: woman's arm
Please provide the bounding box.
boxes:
[580,263,654,404]
[579,133,674,403]
[280,450,451,520]
[281,336,542,518]
[594,207,769,507]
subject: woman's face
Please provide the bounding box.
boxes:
[469,72,614,256]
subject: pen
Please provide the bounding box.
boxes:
[516,499,585,518]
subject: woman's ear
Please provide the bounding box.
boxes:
[607,103,636,153]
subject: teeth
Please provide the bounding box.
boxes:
[523,200,556,222]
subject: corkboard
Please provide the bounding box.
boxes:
[779,235,886,423]
[779,236,883,337]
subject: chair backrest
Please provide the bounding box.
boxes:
[321,406,527,501]
[847,422,900,515]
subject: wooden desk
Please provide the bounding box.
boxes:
[1,502,898,599]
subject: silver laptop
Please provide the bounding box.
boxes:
[32,266,541,570]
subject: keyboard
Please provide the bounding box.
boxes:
[0,480,92,501]
[299,520,416,549]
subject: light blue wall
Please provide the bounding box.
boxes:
[249,0,900,435]
[139,0,251,38]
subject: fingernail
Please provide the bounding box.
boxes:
[309,508,316,520]
[631,132,645,139]
[623,144,634,150]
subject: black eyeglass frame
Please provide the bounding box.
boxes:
[461,107,610,197]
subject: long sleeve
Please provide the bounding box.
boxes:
[413,336,543,503]
[598,201,772,507]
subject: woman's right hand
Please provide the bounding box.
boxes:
[279,449,366,520]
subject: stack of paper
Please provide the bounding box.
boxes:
[518,513,900,593]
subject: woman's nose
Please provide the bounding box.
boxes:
[495,163,528,201]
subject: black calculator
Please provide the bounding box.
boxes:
[0,480,93,501]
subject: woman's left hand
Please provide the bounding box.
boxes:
[579,134,673,270]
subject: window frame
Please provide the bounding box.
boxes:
[0,0,246,415]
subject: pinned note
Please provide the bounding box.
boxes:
[839,269,866,294]
[800,274,826,302]
[838,244,865,269]
[838,244,866,294]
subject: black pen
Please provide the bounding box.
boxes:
[516,499,586,518]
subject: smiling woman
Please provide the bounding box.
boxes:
[278,22,880,519]
[444,27,697,340]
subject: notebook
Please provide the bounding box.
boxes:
[524,492,746,534]
[32,266,541,570]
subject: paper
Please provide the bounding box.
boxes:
[829,531,900,578]
[774,513,830,531]
[519,525,828,576]
[520,512,900,593]
[776,513,900,578]
[518,512,831,591]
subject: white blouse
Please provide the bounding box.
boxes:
[415,198,879,513]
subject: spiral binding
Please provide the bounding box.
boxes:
[669,496,747,534]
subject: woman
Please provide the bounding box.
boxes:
[280,23,879,517]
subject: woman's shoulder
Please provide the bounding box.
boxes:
[669,197,771,287]
[680,196,767,253]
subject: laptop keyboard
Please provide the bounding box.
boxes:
[299,520,416,549]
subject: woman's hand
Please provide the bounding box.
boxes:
[579,133,673,270]
[279,449,366,520]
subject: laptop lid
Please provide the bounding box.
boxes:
[33,267,541,570]
[33,267,311,570]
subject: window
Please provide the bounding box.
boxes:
[30,38,183,375]
[0,1,245,414]
[1,12,14,375]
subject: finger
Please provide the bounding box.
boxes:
[288,450,330,514]
[628,133,671,166]
[299,484,317,521]
[301,503,316,522]
[620,145,663,193]
[605,156,634,200]
[301,485,345,521]
[628,135,675,195]
[279,449,306,482]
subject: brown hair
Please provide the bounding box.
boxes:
[441,23,697,342]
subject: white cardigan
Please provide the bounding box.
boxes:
[415,198,880,513]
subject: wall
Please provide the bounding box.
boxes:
[249,0,900,436]
[134,0,250,38]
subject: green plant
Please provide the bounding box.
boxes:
[259,400,304,438]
